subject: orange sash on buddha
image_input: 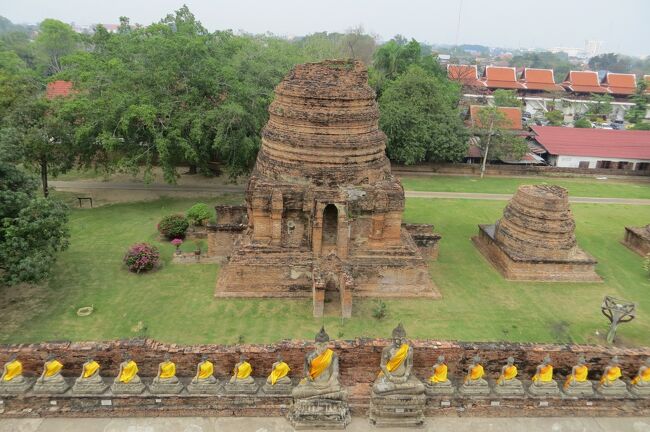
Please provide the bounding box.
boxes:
[378,344,409,377]
[533,364,553,383]
[600,366,621,385]
[429,364,448,383]
[497,365,517,384]
[632,367,650,385]
[310,349,333,379]
[465,364,484,383]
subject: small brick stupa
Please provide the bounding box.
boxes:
[472,184,600,281]
[623,224,650,256]
[211,60,441,317]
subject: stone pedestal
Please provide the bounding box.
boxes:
[72,377,108,395]
[596,381,629,398]
[32,377,69,394]
[629,384,650,398]
[563,380,594,397]
[111,380,145,395]
[262,381,293,395]
[527,380,560,397]
[148,379,184,394]
[288,398,351,430]
[369,392,425,427]
[0,378,33,395]
[187,379,220,395]
[424,381,455,396]
[493,379,525,397]
[224,380,259,395]
[458,380,490,397]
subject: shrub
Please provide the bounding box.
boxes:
[157,214,189,239]
[186,203,211,226]
[574,118,592,128]
[123,243,160,273]
[372,300,388,320]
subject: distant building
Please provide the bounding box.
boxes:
[469,105,522,130]
[447,64,485,88]
[437,54,451,64]
[531,126,650,171]
[561,71,609,94]
[519,68,564,92]
[482,66,524,89]
[45,80,74,99]
[602,73,637,96]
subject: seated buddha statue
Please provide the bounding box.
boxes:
[596,356,628,397]
[459,355,489,396]
[263,354,292,394]
[425,355,454,395]
[528,355,559,396]
[563,355,593,396]
[630,357,650,397]
[494,357,524,396]
[72,356,108,394]
[0,354,32,394]
[292,327,347,401]
[33,354,69,394]
[111,353,145,394]
[225,354,258,394]
[149,354,183,394]
[372,323,424,396]
[188,355,219,394]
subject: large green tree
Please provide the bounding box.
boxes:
[379,65,468,165]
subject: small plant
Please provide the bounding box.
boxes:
[644,253,650,279]
[193,239,202,255]
[187,203,211,226]
[171,238,183,255]
[123,243,160,273]
[238,335,245,343]
[372,300,388,320]
[157,214,189,239]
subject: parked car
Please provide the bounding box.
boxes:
[611,122,625,130]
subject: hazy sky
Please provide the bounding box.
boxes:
[3,0,649,56]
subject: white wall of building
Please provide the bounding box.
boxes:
[552,155,649,169]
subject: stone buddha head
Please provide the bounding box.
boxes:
[436,355,445,365]
[46,353,57,362]
[163,353,171,362]
[472,355,481,365]
[391,323,407,347]
[8,353,18,362]
[314,326,330,355]
[577,355,586,365]
[85,356,94,363]
[276,353,284,363]
[542,355,551,365]
[200,354,209,362]
[122,353,132,362]
[239,354,249,363]
[506,356,515,366]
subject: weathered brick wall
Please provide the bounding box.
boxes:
[623,227,650,256]
[1,339,648,385]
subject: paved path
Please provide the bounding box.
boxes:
[51,180,650,205]
[1,417,649,432]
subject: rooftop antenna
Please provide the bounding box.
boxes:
[454,0,463,48]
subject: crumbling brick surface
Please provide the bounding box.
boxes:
[623,224,650,256]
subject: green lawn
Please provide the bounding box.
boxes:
[399,175,650,199]
[1,196,648,346]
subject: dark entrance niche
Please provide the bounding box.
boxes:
[322,204,338,248]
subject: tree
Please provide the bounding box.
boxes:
[340,26,376,65]
[471,106,528,178]
[492,89,521,108]
[379,65,468,165]
[587,93,614,120]
[574,118,592,128]
[544,110,564,126]
[588,53,632,73]
[0,162,69,285]
[509,51,572,81]
[33,19,80,75]
[625,80,648,125]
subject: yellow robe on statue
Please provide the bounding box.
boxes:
[160,361,176,379]
[564,365,588,388]
[198,361,214,379]
[532,364,553,383]
[600,366,621,385]
[118,360,138,383]
[632,368,650,385]
[378,344,409,377]
[270,361,290,385]
[236,361,252,379]
[429,364,448,383]
[497,365,517,384]
[82,361,100,378]
[44,360,63,377]
[465,364,484,383]
[3,360,23,382]
[310,349,333,380]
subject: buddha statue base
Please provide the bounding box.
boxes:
[527,380,560,397]
[629,384,650,398]
[33,377,70,394]
[148,379,184,395]
[224,380,259,395]
[0,378,33,395]
[459,379,490,397]
[563,381,594,397]
[493,379,525,397]
[288,398,351,430]
[262,380,293,395]
[72,377,109,395]
[372,375,425,396]
[596,381,629,398]
[369,392,425,428]
[111,380,145,395]
[424,380,455,396]
[187,378,220,395]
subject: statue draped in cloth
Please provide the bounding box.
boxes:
[372,323,424,395]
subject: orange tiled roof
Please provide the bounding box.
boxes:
[46,80,74,99]
[562,71,609,94]
[482,66,524,89]
[602,73,636,95]
[447,64,486,87]
[519,68,564,92]
[469,105,522,130]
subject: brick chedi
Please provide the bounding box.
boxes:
[623,224,650,256]
[212,60,441,317]
[472,184,600,281]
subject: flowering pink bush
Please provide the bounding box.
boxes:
[170,238,183,247]
[123,243,160,273]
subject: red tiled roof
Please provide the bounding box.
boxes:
[46,80,74,99]
[447,64,485,87]
[602,73,636,95]
[470,105,522,130]
[531,126,650,159]
[519,68,564,92]
[562,71,609,94]
[482,66,525,89]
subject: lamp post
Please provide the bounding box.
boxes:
[601,296,636,344]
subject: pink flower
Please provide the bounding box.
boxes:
[171,238,183,246]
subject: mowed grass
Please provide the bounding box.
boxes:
[399,175,650,199]
[0,196,648,346]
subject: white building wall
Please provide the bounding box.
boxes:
[554,155,649,169]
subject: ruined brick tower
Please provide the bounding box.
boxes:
[212,60,440,317]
